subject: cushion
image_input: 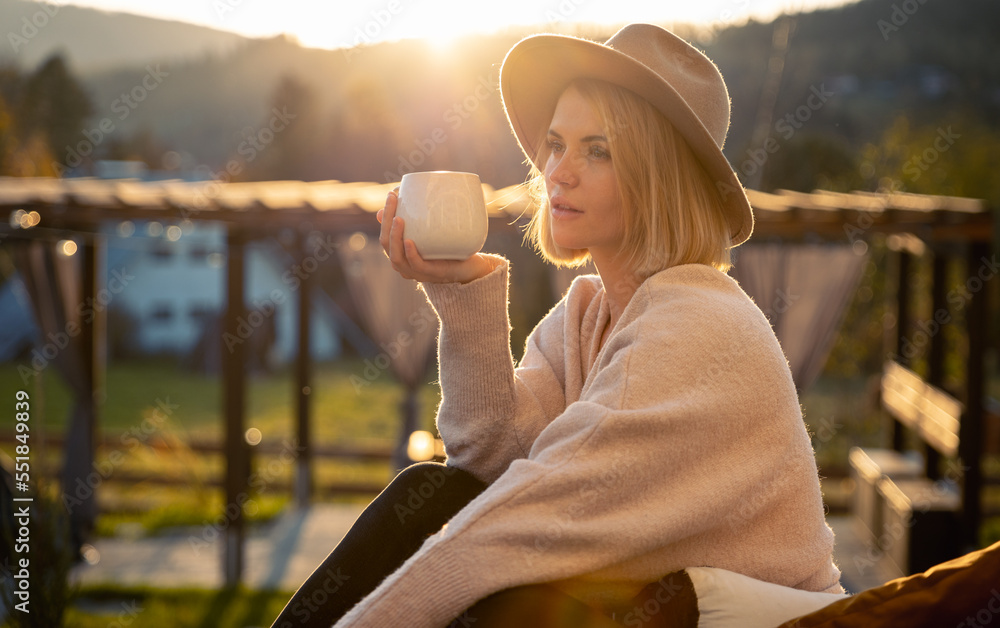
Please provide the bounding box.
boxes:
[776,539,1000,627]
[621,568,847,628]
[687,567,849,628]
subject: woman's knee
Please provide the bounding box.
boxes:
[383,462,487,524]
[391,462,485,495]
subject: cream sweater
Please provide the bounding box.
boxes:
[334,260,842,628]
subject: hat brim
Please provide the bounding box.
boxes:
[500,33,753,246]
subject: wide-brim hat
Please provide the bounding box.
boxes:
[499,23,754,246]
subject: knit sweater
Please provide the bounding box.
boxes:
[333,260,842,628]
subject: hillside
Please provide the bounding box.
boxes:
[0,0,248,74]
[11,0,1000,195]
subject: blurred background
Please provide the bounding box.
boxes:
[0,0,998,625]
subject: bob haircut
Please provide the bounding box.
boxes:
[524,78,733,276]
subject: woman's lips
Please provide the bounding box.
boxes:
[550,197,581,219]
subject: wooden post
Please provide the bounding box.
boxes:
[960,242,989,550]
[76,231,104,539]
[928,251,948,386]
[294,229,313,509]
[925,250,948,480]
[891,250,911,452]
[223,226,249,586]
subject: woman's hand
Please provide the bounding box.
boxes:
[377,189,501,284]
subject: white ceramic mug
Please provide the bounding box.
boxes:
[395,171,488,260]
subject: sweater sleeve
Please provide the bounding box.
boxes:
[420,259,574,484]
[331,372,634,628]
[333,275,838,628]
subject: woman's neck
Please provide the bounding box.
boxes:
[592,251,641,338]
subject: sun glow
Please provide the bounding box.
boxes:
[64,0,859,53]
[421,25,469,54]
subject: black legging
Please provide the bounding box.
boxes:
[269,462,630,628]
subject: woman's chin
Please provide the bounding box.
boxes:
[551,231,583,251]
[553,239,584,253]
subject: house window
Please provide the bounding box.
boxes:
[150,241,173,262]
[188,304,214,320]
[150,304,173,322]
[189,244,211,263]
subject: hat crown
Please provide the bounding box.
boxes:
[604,24,731,149]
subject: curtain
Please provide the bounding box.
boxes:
[730,243,867,391]
[547,244,866,392]
[337,233,438,468]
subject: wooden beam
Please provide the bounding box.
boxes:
[4,180,990,242]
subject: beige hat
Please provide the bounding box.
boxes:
[499,23,754,246]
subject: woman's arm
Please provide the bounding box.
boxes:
[377,188,576,483]
[421,264,579,483]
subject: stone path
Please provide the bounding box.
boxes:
[72,509,893,594]
[827,515,901,594]
[71,503,366,591]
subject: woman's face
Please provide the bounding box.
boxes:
[544,86,623,262]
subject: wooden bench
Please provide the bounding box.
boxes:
[848,447,922,541]
[848,360,967,577]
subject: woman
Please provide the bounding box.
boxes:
[272,23,841,628]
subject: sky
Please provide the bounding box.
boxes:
[61,0,857,50]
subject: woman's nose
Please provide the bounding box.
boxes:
[547,154,578,187]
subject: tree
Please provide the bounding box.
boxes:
[238,73,322,181]
[0,69,58,177]
[860,113,1000,206]
[325,77,407,184]
[757,133,864,193]
[16,54,92,170]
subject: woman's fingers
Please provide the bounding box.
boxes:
[376,186,500,284]
[401,240,426,279]
[388,216,410,275]
[401,237,450,277]
[405,250,499,285]
[378,190,398,253]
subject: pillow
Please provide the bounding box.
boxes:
[686,567,850,628]
[776,539,1000,627]
[623,568,847,628]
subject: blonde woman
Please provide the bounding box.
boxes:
[272,23,841,628]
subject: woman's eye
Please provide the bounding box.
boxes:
[546,138,564,153]
[589,146,610,160]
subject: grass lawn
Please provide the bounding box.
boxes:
[0,357,440,442]
[66,586,292,628]
[1,357,442,533]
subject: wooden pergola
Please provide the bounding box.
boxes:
[0,176,994,583]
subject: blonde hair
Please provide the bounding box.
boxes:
[524,79,732,276]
